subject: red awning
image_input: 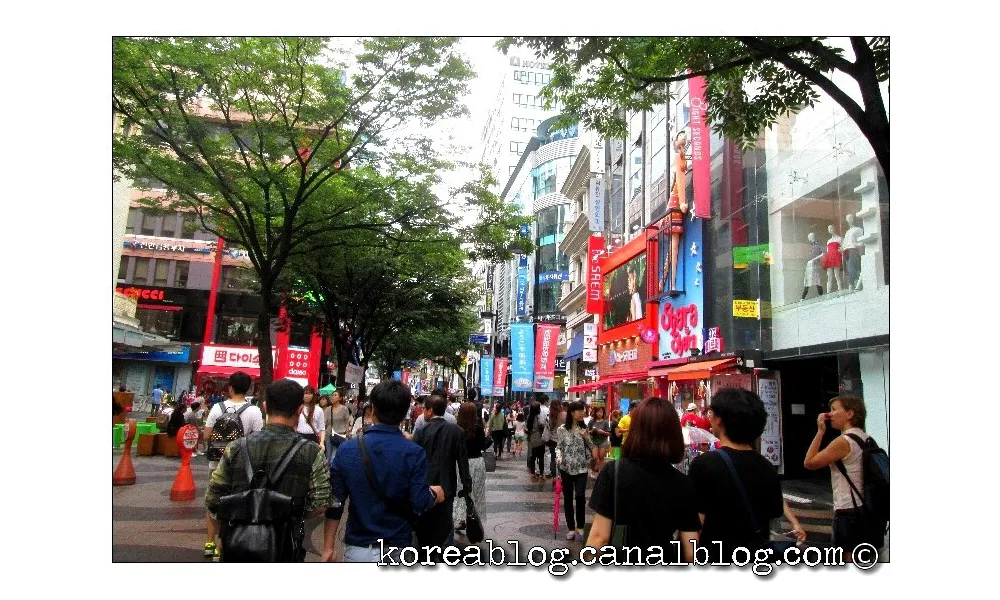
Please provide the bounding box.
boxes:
[652,357,737,381]
[567,382,602,393]
[600,372,649,385]
[196,365,261,378]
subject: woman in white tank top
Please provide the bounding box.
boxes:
[803,395,878,556]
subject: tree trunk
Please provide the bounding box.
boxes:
[257,286,275,388]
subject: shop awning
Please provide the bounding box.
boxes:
[567,381,602,393]
[196,365,261,378]
[600,371,649,385]
[564,334,584,361]
[650,357,738,381]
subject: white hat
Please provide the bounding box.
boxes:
[686,403,697,411]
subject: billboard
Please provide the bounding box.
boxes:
[602,253,646,330]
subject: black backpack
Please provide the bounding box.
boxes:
[207,403,252,462]
[836,433,889,540]
[216,437,308,562]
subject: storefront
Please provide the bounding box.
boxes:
[113,345,196,398]
[196,341,320,396]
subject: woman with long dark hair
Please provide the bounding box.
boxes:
[555,401,596,540]
[586,397,701,562]
[295,385,325,452]
[453,402,490,533]
[588,405,611,477]
[525,402,545,481]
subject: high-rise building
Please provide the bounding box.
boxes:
[479,53,561,189]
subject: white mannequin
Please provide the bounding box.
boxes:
[802,232,824,299]
[842,214,864,291]
[824,225,843,292]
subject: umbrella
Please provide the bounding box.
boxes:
[553,476,562,539]
[317,384,336,395]
[683,426,719,446]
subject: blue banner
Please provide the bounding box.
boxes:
[112,346,191,363]
[480,358,495,398]
[393,370,402,381]
[518,254,529,267]
[538,271,569,283]
[510,323,535,392]
[516,267,529,317]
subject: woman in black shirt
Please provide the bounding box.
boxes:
[587,397,700,562]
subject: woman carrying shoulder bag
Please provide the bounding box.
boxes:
[555,401,597,541]
[525,402,545,481]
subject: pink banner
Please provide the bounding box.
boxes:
[534,324,560,392]
[688,76,711,219]
[586,235,605,314]
[493,358,509,397]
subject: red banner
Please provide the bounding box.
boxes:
[688,75,711,219]
[493,358,509,397]
[533,324,560,392]
[586,235,606,314]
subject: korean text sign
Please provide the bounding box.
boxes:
[586,236,606,314]
[480,358,495,398]
[510,323,535,392]
[534,324,560,392]
[493,358,509,397]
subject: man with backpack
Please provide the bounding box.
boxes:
[201,371,265,560]
[205,377,334,562]
[804,395,889,559]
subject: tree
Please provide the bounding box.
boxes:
[374,305,479,387]
[113,37,475,385]
[499,37,889,185]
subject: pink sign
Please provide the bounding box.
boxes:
[493,358,509,397]
[200,345,277,371]
[534,324,560,392]
[688,75,711,219]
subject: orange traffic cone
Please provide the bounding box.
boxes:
[113,419,137,486]
[170,425,199,501]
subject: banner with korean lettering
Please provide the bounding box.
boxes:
[586,235,605,314]
[533,324,560,392]
[510,323,535,392]
[688,75,711,219]
[493,358,509,397]
[480,357,494,397]
[516,266,529,317]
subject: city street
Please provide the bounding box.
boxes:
[112,442,867,563]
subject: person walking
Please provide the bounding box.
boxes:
[327,390,351,463]
[585,397,701,562]
[555,401,597,540]
[588,406,611,477]
[512,411,526,457]
[608,409,623,460]
[488,405,507,460]
[150,383,164,416]
[322,380,446,562]
[542,395,561,479]
[453,402,490,535]
[295,386,325,455]
[525,402,545,481]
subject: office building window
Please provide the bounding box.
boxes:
[126,207,139,235]
[136,308,182,339]
[153,259,169,286]
[217,315,259,346]
[513,93,522,104]
[133,257,150,284]
[222,265,258,293]
[173,260,189,288]
[180,213,198,239]
[160,214,178,238]
[139,211,156,236]
[117,257,128,282]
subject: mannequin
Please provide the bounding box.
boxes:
[821,225,844,292]
[842,214,864,291]
[801,232,825,299]
[663,131,688,293]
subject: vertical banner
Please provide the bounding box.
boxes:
[493,358,509,398]
[510,323,535,392]
[688,75,711,219]
[516,266,529,317]
[757,377,783,472]
[589,174,605,232]
[586,235,605,314]
[480,357,494,398]
[533,324,560,392]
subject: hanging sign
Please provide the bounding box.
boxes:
[688,75,711,219]
[589,174,605,232]
[586,236,606,314]
[533,324,560,392]
[510,323,535,392]
[493,358,509,397]
[480,357,495,398]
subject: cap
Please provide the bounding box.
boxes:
[687,403,697,411]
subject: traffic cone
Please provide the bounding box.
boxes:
[170,461,196,501]
[170,425,198,501]
[113,419,137,486]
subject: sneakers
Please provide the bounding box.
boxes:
[204,542,217,558]
[566,531,576,541]
[576,528,585,541]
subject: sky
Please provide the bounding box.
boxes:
[90,10,913,593]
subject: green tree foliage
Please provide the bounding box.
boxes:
[374,305,480,386]
[499,37,889,184]
[113,36,475,384]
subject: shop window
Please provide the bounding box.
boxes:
[217,315,258,346]
[136,308,181,339]
[221,265,258,293]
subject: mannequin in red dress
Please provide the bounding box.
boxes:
[821,224,844,292]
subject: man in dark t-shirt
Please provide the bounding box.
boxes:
[688,388,783,563]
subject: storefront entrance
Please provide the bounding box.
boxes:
[770,355,841,479]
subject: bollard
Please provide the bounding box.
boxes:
[170,425,199,501]
[113,419,138,485]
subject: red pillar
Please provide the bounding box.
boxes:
[308,326,323,388]
[275,303,291,381]
[197,237,225,392]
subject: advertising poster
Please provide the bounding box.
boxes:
[480,357,494,398]
[658,217,706,361]
[533,324,559,392]
[688,75,711,219]
[586,236,606,314]
[757,377,783,472]
[493,358,509,398]
[603,253,646,330]
[510,323,535,392]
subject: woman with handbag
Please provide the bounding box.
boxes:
[526,402,545,481]
[488,405,507,460]
[295,385,326,454]
[555,401,597,541]
[327,390,351,462]
[588,406,611,478]
[453,402,490,534]
[586,397,701,562]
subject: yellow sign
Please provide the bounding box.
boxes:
[733,299,760,319]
